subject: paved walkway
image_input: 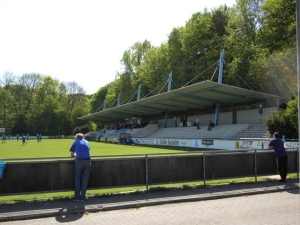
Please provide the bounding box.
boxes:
[0,179,299,223]
[4,189,299,225]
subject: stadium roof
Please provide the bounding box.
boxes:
[78,81,284,122]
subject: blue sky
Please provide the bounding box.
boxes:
[0,0,236,94]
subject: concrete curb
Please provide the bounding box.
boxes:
[1,184,298,222]
[97,184,299,211]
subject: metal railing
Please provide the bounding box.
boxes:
[0,148,298,204]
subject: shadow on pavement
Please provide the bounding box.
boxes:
[55,206,84,223]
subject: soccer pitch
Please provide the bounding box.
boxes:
[0,139,192,159]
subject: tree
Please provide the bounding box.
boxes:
[19,73,42,110]
[118,72,133,103]
[120,40,152,77]
[255,46,297,97]
[34,76,61,107]
[104,79,120,107]
[0,88,15,132]
[181,10,219,84]
[167,28,186,86]
[90,85,109,112]
[119,40,152,101]
[0,71,16,89]
[35,96,60,135]
[225,1,265,89]
[264,98,298,139]
[284,97,298,129]
[259,0,296,53]
[135,45,170,94]
[63,81,86,120]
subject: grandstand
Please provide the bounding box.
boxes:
[79,50,283,146]
[146,124,265,140]
[86,122,270,142]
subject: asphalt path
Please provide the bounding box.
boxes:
[3,189,299,225]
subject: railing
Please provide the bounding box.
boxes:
[0,148,298,204]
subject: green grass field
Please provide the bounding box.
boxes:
[0,139,195,159]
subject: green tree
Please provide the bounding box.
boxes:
[167,28,186,86]
[63,81,86,120]
[264,98,298,139]
[255,47,297,97]
[35,96,60,135]
[118,72,133,103]
[284,97,298,128]
[12,113,28,134]
[259,0,296,53]
[225,0,265,89]
[0,88,15,133]
[34,76,61,106]
[136,45,170,95]
[105,79,120,107]
[0,71,16,89]
[119,40,152,101]
[90,85,109,112]
[19,73,42,110]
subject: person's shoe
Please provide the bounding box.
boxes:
[80,198,86,202]
[71,198,80,201]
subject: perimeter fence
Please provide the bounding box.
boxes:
[0,148,298,204]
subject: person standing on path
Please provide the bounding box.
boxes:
[174,116,177,127]
[70,133,91,201]
[268,132,288,182]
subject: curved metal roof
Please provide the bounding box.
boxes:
[78,81,284,122]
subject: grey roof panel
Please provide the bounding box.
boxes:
[78,81,284,122]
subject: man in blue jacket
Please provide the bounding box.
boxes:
[268,132,288,182]
[70,133,91,201]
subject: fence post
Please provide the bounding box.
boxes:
[145,154,149,192]
[254,149,257,183]
[297,148,299,179]
[203,153,206,187]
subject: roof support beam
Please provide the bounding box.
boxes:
[218,49,224,84]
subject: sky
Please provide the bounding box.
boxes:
[0,0,236,94]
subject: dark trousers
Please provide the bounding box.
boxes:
[74,159,91,200]
[275,155,288,180]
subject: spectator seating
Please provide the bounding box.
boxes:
[146,124,269,139]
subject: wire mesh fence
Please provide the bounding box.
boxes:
[0,148,298,204]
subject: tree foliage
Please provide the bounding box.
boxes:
[264,98,298,139]
[0,72,90,135]
[0,0,297,136]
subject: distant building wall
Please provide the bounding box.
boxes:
[218,112,233,125]
[237,107,278,124]
[163,107,277,127]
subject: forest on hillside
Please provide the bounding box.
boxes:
[0,0,297,135]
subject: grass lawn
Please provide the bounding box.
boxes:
[0,139,195,159]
